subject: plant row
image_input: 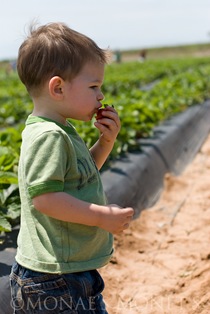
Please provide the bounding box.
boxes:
[1,57,210,232]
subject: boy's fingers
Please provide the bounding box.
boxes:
[125,207,134,216]
[123,223,129,229]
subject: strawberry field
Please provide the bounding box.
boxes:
[1,56,210,232]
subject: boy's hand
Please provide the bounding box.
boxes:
[94,105,121,144]
[98,205,134,234]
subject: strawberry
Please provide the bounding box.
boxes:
[96,104,114,120]
[96,108,106,120]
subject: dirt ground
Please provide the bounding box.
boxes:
[100,134,210,314]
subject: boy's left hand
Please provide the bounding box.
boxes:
[94,105,121,144]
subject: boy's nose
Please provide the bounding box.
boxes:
[97,91,104,101]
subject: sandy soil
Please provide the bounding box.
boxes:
[100,134,210,314]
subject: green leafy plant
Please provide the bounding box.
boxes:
[0,127,22,231]
[1,57,210,232]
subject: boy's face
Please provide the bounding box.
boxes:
[62,62,105,121]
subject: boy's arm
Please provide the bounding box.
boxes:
[33,192,134,234]
[90,105,120,169]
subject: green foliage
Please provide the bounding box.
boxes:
[1,57,210,231]
[0,126,22,231]
[0,72,33,127]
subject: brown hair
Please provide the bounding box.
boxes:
[17,22,110,96]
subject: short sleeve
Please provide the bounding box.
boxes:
[23,130,71,198]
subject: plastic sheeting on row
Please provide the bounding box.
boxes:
[102,100,210,217]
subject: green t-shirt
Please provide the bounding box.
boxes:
[16,115,113,273]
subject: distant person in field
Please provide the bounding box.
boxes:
[10,22,134,313]
[6,60,17,75]
[114,49,122,63]
[139,49,147,62]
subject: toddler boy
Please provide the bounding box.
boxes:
[10,22,134,313]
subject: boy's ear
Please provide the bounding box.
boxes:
[49,76,64,99]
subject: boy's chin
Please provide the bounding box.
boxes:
[77,116,92,122]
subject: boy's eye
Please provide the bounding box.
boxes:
[90,85,98,89]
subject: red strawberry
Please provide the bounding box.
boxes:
[96,104,114,120]
[96,108,106,120]
[96,104,108,120]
